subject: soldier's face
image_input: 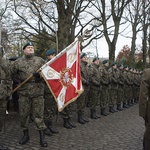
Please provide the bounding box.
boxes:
[47,54,55,60]
[82,56,88,62]
[94,60,99,65]
[23,46,34,55]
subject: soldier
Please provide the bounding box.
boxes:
[123,66,130,108]
[88,57,101,119]
[99,59,110,116]
[0,47,11,150]
[43,49,59,136]
[117,64,124,110]
[77,53,90,124]
[139,68,150,150]
[11,42,47,147]
[108,62,118,113]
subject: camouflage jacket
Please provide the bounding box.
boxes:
[0,58,12,99]
[108,67,118,85]
[11,55,45,97]
[99,65,109,85]
[80,60,89,86]
[90,63,100,90]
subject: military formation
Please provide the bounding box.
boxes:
[0,43,143,150]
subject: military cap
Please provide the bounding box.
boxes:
[111,61,117,67]
[92,57,99,62]
[102,59,109,64]
[45,49,56,56]
[117,64,123,68]
[23,42,34,50]
[80,53,87,59]
[124,65,128,69]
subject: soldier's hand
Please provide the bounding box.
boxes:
[33,72,41,78]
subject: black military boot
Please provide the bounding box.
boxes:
[48,121,59,134]
[117,104,123,111]
[43,127,53,136]
[81,115,89,122]
[123,102,129,108]
[39,130,48,147]
[78,114,86,124]
[19,129,30,145]
[127,101,132,107]
[109,107,115,113]
[101,108,108,116]
[67,117,76,128]
[131,99,135,105]
[63,118,72,129]
[90,109,100,119]
[0,144,10,150]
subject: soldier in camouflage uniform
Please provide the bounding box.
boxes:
[108,62,118,113]
[0,47,11,150]
[77,53,90,124]
[99,59,110,116]
[123,66,130,108]
[43,49,59,136]
[128,67,134,106]
[88,57,101,119]
[116,64,124,110]
[11,42,47,147]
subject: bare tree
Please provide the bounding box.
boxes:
[141,0,150,68]
[123,0,143,64]
[12,0,98,53]
[92,0,132,62]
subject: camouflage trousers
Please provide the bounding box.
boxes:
[60,105,72,119]
[0,98,6,132]
[124,85,130,102]
[18,94,46,130]
[89,87,100,110]
[77,85,89,115]
[0,86,7,132]
[101,85,109,109]
[44,93,57,122]
[109,85,117,107]
[117,85,124,104]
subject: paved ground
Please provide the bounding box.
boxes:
[0,104,145,150]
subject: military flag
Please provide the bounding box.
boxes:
[40,40,84,112]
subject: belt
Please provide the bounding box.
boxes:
[0,80,5,84]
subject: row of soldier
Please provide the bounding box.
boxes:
[0,43,142,150]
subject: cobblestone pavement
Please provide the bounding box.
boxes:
[0,104,145,150]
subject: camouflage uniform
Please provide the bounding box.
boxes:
[0,51,11,150]
[108,63,118,113]
[117,64,124,110]
[11,55,46,130]
[123,66,131,107]
[99,60,110,116]
[89,58,101,119]
[77,55,90,124]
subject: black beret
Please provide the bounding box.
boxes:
[23,42,34,50]
[111,61,117,67]
[92,57,99,62]
[45,49,56,56]
[124,65,128,69]
[102,59,108,64]
[80,53,87,59]
[118,64,124,68]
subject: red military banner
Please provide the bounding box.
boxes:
[40,40,84,112]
